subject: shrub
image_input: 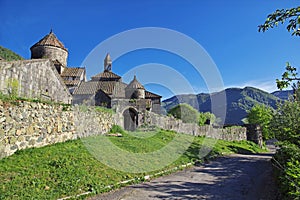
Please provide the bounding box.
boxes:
[109,125,125,134]
[168,104,199,124]
[273,142,300,199]
[247,104,274,140]
[270,100,300,146]
[168,104,216,126]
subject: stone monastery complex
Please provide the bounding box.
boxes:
[0,30,162,130]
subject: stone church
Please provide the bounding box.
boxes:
[0,30,162,130]
[73,54,162,130]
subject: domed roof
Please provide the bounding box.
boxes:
[126,75,144,89]
[30,30,67,51]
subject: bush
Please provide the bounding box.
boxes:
[109,125,125,134]
[247,104,274,140]
[270,100,300,146]
[273,142,300,199]
[168,104,216,126]
[168,104,199,124]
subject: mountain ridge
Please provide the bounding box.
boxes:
[162,87,292,125]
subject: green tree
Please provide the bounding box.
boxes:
[247,104,274,140]
[199,112,216,126]
[168,103,199,124]
[168,104,216,126]
[258,6,300,36]
[270,100,300,146]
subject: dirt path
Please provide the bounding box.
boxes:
[89,151,277,200]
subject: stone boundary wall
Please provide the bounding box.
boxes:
[0,100,246,159]
[141,111,247,141]
[0,59,72,104]
[0,101,114,158]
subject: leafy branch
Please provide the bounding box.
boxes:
[258,7,300,36]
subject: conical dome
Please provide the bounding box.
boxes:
[30,30,67,51]
[126,75,144,89]
[30,30,68,66]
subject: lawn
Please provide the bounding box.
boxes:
[0,128,266,199]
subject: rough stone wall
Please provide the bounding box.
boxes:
[31,46,68,67]
[0,101,114,159]
[0,59,72,104]
[244,124,263,147]
[141,111,247,141]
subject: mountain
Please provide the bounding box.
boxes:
[271,90,293,100]
[162,87,280,125]
[0,46,23,61]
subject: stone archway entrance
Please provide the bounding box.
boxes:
[123,108,138,131]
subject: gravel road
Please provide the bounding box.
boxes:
[89,150,277,200]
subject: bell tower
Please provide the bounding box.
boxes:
[104,53,112,72]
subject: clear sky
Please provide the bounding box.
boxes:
[1,0,299,99]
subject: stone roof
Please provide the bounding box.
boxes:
[91,71,121,81]
[63,80,81,87]
[73,81,100,95]
[126,75,144,89]
[30,30,67,51]
[61,67,85,77]
[73,80,127,96]
[145,91,162,98]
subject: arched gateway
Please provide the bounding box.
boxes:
[123,108,138,131]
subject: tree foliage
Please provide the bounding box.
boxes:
[247,104,274,140]
[259,6,300,198]
[270,100,300,146]
[258,6,300,36]
[168,104,216,126]
[259,7,300,100]
[168,103,199,124]
[276,62,300,101]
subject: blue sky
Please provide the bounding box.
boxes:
[1,0,299,99]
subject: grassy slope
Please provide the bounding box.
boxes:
[0,130,265,199]
[0,46,24,61]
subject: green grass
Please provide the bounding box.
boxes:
[0,129,266,199]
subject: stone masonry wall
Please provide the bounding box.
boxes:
[0,100,246,159]
[0,101,114,159]
[141,111,247,141]
[0,59,72,104]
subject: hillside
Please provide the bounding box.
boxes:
[271,90,293,100]
[0,46,23,61]
[162,87,280,125]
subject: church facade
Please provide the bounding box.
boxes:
[73,54,162,130]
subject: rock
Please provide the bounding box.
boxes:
[47,126,52,134]
[17,136,25,142]
[8,128,16,136]
[0,117,5,123]
[27,126,35,135]
[16,129,22,136]
[9,136,17,144]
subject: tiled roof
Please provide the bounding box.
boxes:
[126,75,144,89]
[61,67,85,77]
[145,91,162,98]
[73,80,127,96]
[91,71,121,80]
[30,30,67,51]
[63,80,81,87]
[73,81,100,95]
